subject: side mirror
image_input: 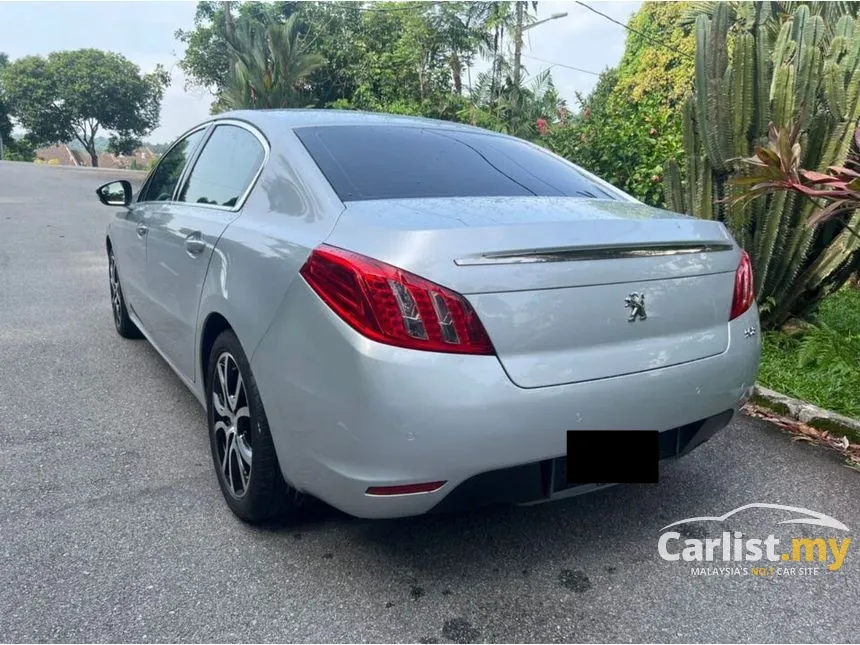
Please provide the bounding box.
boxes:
[96,180,132,207]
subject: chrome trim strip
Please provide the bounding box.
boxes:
[139,118,270,215]
[453,243,734,266]
[177,118,271,214]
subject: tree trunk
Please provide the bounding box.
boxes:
[511,1,524,132]
[450,53,462,94]
[89,148,99,168]
[224,1,235,41]
[490,26,499,105]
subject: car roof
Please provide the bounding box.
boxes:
[211,108,498,135]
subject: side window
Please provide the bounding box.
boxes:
[139,129,206,202]
[178,125,266,208]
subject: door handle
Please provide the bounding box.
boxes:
[136,223,148,237]
[185,233,206,256]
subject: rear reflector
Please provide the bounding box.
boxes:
[365,481,446,496]
[729,249,755,321]
[299,244,495,355]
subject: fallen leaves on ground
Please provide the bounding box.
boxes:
[742,403,860,472]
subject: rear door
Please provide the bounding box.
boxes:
[144,122,267,381]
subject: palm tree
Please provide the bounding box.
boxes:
[220,14,325,110]
[431,2,495,95]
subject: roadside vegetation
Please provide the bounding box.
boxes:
[759,288,860,419]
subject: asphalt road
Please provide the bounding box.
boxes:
[1,161,859,644]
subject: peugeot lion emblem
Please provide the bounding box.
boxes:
[625,292,647,322]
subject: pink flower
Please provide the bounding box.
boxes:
[536,118,549,135]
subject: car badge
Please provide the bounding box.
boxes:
[625,292,647,322]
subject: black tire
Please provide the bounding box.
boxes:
[206,329,301,523]
[108,248,143,339]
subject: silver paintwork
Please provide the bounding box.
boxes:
[105,109,761,519]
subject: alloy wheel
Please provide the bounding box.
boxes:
[212,352,253,498]
[108,254,123,327]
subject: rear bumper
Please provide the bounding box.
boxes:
[251,279,761,519]
[429,409,733,514]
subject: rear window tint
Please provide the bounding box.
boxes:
[294,125,616,202]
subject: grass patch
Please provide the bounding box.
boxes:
[758,288,860,419]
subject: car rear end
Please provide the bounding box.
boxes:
[249,121,761,519]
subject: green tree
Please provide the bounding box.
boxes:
[178,1,363,110]
[219,13,325,110]
[431,2,495,95]
[177,2,503,121]
[1,49,168,167]
[107,132,143,156]
[541,2,695,206]
[0,52,12,152]
[175,1,557,134]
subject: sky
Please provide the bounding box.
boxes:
[0,0,642,143]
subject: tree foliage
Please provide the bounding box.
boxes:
[0,52,11,148]
[176,1,560,139]
[0,52,33,161]
[218,13,325,111]
[541,2,695,206]
[0,49,168,166]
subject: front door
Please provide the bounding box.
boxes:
[110,200,148,318]
[128,126,209,337]
[143,123,267,381]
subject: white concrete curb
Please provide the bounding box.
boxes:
[752,385,860,435]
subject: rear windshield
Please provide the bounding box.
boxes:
[294,125,617,202]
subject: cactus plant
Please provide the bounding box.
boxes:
[665,2,860,329]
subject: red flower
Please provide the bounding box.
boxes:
[536,118,549,135]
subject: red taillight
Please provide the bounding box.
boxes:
[299,245,495,355]
[730,250,755,321]
[365,481,446,496]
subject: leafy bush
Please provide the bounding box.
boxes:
[542,72,684,205]
[541,2,694,206]
[2,137,35,161]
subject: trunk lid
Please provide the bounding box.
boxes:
[325,197,740,388]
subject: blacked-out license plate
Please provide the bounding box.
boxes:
[565,430,659,484]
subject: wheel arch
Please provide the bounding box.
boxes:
[199,311,234,388]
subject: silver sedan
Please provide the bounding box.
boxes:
[98,110,761,523]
